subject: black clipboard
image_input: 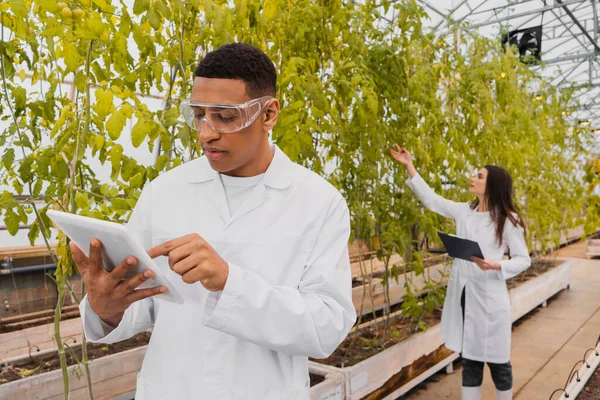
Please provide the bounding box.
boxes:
[437,231,484,262]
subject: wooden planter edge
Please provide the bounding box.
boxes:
[0,345,147,399]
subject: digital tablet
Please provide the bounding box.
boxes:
[46,210,183,304]
[437,231,484,262]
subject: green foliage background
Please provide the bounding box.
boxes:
[0,1,597,389]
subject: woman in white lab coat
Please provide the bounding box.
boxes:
[390,144,530,400]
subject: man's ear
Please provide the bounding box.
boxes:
[263,98,280,132]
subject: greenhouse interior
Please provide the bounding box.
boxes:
[1,0,600,399]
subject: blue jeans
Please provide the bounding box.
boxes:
[461,287,513,391]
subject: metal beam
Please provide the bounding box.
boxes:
[556,0,600,54]
[555,58,588,86]
[453,0,490,25]
[560,78,599,92]
[543,11,591,55]
[543,34,585,58]
[539,8,594,40]
[432,0,492,39]
[516,2,591,32]
[593,0,599,44]
[542,17,594,32]
[514,13,545,32]
[432,0,470,31]
[575,86,600,103]
[543,10,594,93]
[575,109,600,122]
[560,81,600,89]
[544,31,590,41]
[566,68,600,82]
[578,103,600,110]
[548,8,591,56]
[542,51,595,64]
[469,0,551,18]
[580,97,600,107]
[549,3,600,85]
[416,0,448,19]
[559,77,600,88]
[456,0,587,30]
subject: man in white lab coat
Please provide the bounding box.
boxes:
[71,43,357,399]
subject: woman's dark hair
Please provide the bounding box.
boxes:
[470,165,527,246]
[194,42,277,99]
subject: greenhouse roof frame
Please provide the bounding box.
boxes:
[418,0,600,130]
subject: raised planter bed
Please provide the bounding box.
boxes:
[308,258,572,399]
[0,332,150,399]
[586,238,600,258]
[0,329,344,399]
[310,316,456,400]
[309,363,345,400]
[0,258,574,399]
[349,224,584,318]
[508,258,572,322]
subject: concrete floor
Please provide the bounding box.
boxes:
[404,240,600,400]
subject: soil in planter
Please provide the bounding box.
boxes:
[362,344,453,400]
[313,310,442,368]
[0,334,335,389]
[506,258,560,290]
[309,372,326,387]
[578,365,600,400]
[0,331,150,384]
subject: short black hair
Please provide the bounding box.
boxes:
[194,43,277,99]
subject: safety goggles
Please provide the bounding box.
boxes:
[180,96,273,134]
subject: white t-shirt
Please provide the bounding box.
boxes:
[219,173,265,217]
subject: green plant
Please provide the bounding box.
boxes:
[0,1,595,397]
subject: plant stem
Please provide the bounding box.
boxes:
[355,245,367,329]
[54,281,70,399]
[342,238,367,362]
[29,199,73,399]
[375,223,392,341]
[70,40,94,213]
[67,38,96,400]
[80,281,94,400]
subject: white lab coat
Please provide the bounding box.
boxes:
[406,174,530,363]
[80,144,357,399]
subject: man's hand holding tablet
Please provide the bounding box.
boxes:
[71,240,167,327]
[46,209,183,327]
